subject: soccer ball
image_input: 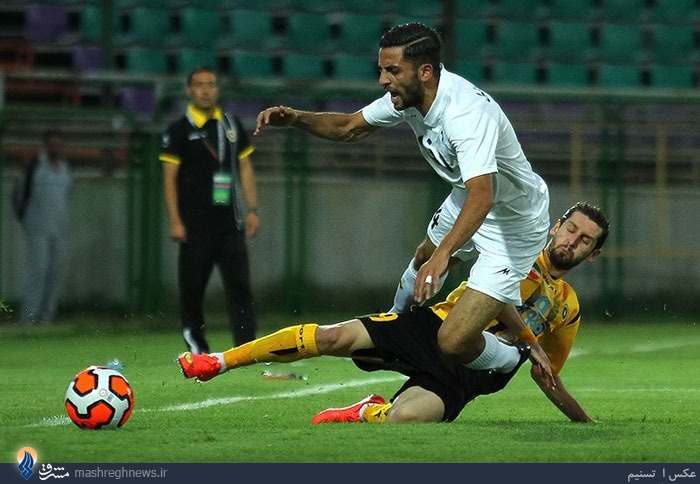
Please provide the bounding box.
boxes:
[65,366,135,429]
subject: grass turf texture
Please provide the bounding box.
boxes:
[1,316,699,463]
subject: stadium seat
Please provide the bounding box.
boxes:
[174,8,222,48]
[650,0,699,24]
[454,0,493,19]
[79,6,120,45]
[452,59,485,84]
[544,0,596,21]
[72,45,103,72]
[224,10,276,51]
[342,0,392,14]
[648,64,695,89]
[119,85,157,117]
[596,24,645,64]
[596,63,642,88]
[331,53,377,82]
[23,4,69,44]
[545,21,593,63]
[648,24,696,65]
[124,47,169,75]
[493,20,541,62]
[177,48,218,75]
[121,7,170,47]
[229,50,275,80]
[281,53,325,80]
[394,0,444,19]
[597,0,649,23]
[453,19,490,60]
[490,61,538,86]
[285,12,333,54]
[289,0,339,13]
[490,0,543,21]
[546,62,590,87]
[336,13,384,55]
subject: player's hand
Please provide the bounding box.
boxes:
[254,106,298,135]
[529,343,556,390]
[245,212,260,238]
[170,222,187,243]
[414,251,449,304]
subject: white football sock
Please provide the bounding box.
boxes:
[211,352,227,372]
[463,331,520,373]
[389,258,449,313]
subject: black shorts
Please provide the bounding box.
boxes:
[355,307,517,422]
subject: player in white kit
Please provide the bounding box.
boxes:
[255,23,551,376]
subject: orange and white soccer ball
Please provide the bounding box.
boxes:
[65,366,134,429]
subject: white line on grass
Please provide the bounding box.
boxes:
[29,374,406,428]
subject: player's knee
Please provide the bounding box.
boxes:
[387,404,440,423]
[414,240,436,266]
[437,329,481,363]
[315,326,343,354]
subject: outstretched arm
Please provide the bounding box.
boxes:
[254,106,379,142]
[530,367,594,423]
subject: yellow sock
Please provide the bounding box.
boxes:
[362,402,392,423]
[222,324,319,369]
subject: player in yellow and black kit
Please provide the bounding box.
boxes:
[178,202,609,424]
[161,67,260,354]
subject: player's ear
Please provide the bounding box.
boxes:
[419,63,434,81]
[586,249,602,263]
[550,220,562,237]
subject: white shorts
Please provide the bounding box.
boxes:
[426,189,549,305]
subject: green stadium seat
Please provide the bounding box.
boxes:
[229,50,275,79]
[453,19,490,60]
[394,0,444,19]
[596,63,642,88]
[454,0,493,19]
[342,0,392,14]
[651,0,699,24]
[289,0,339,13]
[452,59,485,84]
[546,21,593,63]
[491,0,543,21]
[224,10,276,51]
[544,0,596,21]
[493,20,541,62]
[79,6,119,45]
[124,47,169,75]
[490,61,538,85]
[282,53,325,80]
[177,48,218,75]
[174,8,222,48]
[649,24,696,65]
[336,13,384,55]
[648,64,695,89]
[546,62,590,87]
[597,0,649,23]
[331,53,377,82]
[285,12,333,54]
[121,7,170,47]
[596,24,645,64]
[392,15,441,30]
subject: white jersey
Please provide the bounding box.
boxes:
[362,67,549,230]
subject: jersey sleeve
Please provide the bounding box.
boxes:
[361,94,404,127]
[233,116,255,159]
[159,123,183,165]
[445,109,499,183]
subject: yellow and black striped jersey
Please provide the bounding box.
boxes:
[430,252,581,376]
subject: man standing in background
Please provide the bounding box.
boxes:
[17,129,73,324]
[160,67,260,353]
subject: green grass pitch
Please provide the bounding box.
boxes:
[1,316,699,463]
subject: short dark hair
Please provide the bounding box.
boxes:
[379,23,442,74]
[560,202,611,250]
[187,66,217,85]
